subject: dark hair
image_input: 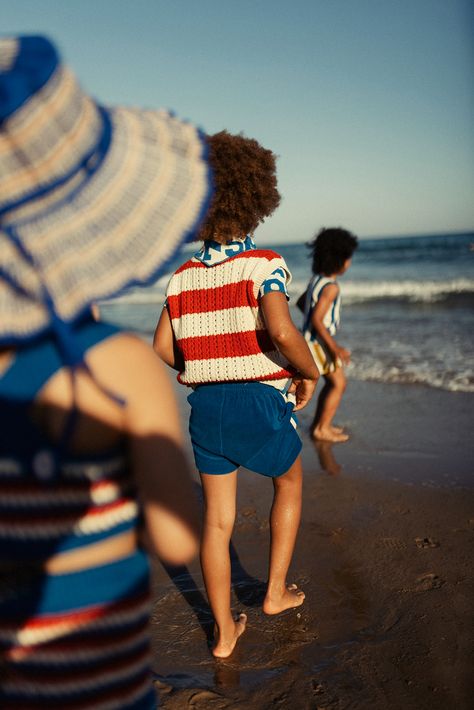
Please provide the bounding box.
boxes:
[308,227,358,275]
[196,130,281,242]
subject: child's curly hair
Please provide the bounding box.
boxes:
[196,130,281,242]
[309,227,358,275]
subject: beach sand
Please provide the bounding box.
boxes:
[150,378,474,709]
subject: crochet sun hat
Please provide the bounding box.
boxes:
[0,35,212,351]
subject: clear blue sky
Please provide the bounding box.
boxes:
[3,0,473,243]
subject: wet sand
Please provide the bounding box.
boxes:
[150,378,474,709]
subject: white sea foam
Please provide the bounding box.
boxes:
[347,361,474,393]
[288,278,474,304]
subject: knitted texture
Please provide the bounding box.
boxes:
[167,249,296,386]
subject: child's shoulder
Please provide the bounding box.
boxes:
[310,274,339,298]
[173,257,206,275]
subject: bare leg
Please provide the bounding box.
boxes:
[263,456,305,615]
[200,470,247,658]
[312,369,349,442]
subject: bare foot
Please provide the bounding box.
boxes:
[331,425,345,435]
[212,613,247,658]
[312,425,349,443]
[263,583,305,615]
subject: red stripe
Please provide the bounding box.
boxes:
[8,592,150,632]
[168,280,257,317]
[178,329,275,361]
[177,368,295,385]
[27,617,148,653]
[175,258,205,274]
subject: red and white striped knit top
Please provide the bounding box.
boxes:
[167,248,296,387]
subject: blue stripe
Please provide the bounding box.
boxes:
[0,107,113,218]
[0,549,150,616]
[0,36,58,123]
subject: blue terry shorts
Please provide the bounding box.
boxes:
[187,382,302,477]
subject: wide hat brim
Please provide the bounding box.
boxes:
[0,104,211,344]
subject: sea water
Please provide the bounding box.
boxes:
[100,232,474,394]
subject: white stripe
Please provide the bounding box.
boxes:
[62,457,126,479]
[0,37,18,71]
[171,305,265,338]
[181,352,290,385]
[1,597,150,647]
[0,500,138,539]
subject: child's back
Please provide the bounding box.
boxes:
[154,131,319,658]
[167,237,295,388]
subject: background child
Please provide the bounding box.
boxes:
[297,227,358,443]
[154,130,319,659]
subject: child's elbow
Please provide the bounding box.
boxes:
[269,324,294,348]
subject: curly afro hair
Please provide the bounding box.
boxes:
[309,227,358,275]
[196,130,281,242]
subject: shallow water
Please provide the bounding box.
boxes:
[101,232,474,393]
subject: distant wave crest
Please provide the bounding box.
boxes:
[341,278,474,303]
[289,278,474,304]
[348,362,474,393]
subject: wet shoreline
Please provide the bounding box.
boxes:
[148,378,474,709]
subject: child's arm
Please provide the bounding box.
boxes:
[153,307,184,371]
[260,292,319,410]
[311,284,351,364]
[94,335,200,565]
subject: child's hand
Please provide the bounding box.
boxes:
[333,346,351,365]
[289,376,318,411]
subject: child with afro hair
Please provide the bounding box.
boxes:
[298,227,358,442]
[154,130,319,658]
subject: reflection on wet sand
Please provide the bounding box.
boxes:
[314,440,342,476]
[214,657,241,689]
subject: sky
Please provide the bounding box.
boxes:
[2,0,473,243]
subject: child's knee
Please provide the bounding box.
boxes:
[332,371,346,392]
[204,509,235,537]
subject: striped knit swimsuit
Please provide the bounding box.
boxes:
[0,322,155,710]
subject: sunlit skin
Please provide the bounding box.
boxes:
[0,336,200,574]
[154,230,319,658]
[310,257,352,443]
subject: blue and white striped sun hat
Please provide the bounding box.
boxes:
[0,36,212,347]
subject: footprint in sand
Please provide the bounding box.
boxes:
[413,573,445,592]
[380,537,407,550]
[415,537,440,548]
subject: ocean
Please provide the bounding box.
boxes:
[100,232,474,394]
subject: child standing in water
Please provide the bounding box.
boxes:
[154,131,319,658]
[298,228,358,443]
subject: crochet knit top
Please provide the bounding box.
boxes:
[167,245,296,388]
[0,321,139,562]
